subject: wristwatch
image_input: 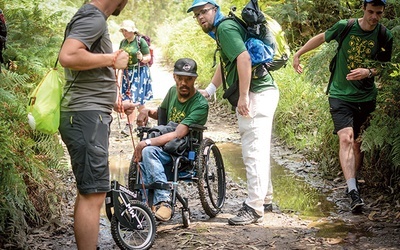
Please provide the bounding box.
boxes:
[145,139,151,146]
[367,68,373,78]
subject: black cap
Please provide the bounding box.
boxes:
[173,58,198,77]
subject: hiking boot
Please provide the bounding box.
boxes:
[154,202,172,222]
[263,203,273,212]
[348,189,364,213]
[121,124,132,137]
[228,203,263,226]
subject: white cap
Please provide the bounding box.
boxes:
[119,20,138,33]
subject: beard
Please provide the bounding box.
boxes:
[179,87,191,98]
[112,0,128,16]
[201,22,214,34]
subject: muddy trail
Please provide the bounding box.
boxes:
[24,50,400,250]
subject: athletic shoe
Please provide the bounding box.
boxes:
[228,203,263,225]
[348,189,364,213]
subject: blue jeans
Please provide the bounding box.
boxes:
[139,145,172,205]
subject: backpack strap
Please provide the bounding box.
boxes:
[376,23,388,60]
[378,23,387,48]
[214,14,250,89]
[338,19,354,50]
[326,18,355,94]
[136,35,142,51]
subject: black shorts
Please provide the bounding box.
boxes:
[59,111,112,194]
[329,97,376,138]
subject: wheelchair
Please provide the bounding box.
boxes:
[105,108,226,250]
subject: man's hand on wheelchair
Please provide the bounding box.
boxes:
[136,110,149,127]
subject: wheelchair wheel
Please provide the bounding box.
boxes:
[197,138,226,217]
[110,200,156,250]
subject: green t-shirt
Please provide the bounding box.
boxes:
[119,37,150,68]
[325,19,393,102]
[160,86,209,126]
[216,19,276,93]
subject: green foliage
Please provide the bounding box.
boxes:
[0,0,68,246]
[3,1,71,77]
[0,81,63,246]
[157,17,217,87]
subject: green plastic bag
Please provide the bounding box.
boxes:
[27,68,64,134]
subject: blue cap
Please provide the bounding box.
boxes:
[187,0,219,13]
[364,0,386,5]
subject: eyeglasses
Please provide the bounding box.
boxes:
[193,7,215,19]
[364,0,386,5]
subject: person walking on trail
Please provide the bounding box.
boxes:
[58,0,132,249]
[293,0,393,213]
[187,0,280,225]
[118,20,153,137]
[133,58,209,222]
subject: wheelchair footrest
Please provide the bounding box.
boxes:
[147,182,172,190]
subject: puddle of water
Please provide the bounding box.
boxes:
[218,142,380,241]
[108,152,131,185]
[218,142,334,219]
[309,218,373,238]
[101,153,132,216]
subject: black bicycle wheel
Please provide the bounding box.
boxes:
[110,200,156,250]
[197,138,226,217]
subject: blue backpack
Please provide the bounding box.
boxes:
[217,0,290,71]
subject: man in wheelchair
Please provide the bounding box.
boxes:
[132,58,209,221]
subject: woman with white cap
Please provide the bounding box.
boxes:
[118,20,153,136]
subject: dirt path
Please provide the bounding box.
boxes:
[24,49,400,250]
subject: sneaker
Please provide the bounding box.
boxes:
[154,202,172,222]
[121,124,132,137]
[348,189,364,213]
[263,203,273,212]
[228,203,263,225]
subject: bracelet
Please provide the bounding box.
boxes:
[205,82,217,97]
[112,49,123,69]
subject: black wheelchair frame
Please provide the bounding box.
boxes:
[105,108,226,250]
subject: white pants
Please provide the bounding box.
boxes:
[237,88,279,216]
